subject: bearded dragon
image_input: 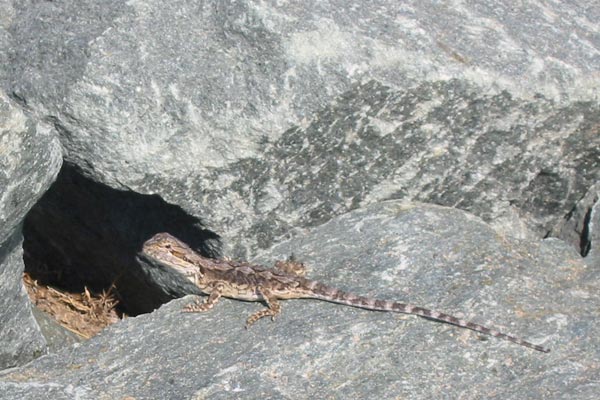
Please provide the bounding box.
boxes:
[141,232,549,352]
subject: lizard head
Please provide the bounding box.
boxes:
[141,233,202,280]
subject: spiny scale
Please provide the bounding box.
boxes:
[141,232,550,353]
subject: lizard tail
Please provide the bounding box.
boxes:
[304,281,549,353]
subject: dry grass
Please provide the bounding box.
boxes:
[23,273,124,339]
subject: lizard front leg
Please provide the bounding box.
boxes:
[183,282,225,313]
[246,287,282,328]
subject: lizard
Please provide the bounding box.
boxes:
[141,232,550,353]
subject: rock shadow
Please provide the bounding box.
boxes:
[23,162,220,315]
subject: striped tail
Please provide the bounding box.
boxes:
[305,283,549,353]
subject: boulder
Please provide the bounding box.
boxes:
[0,91,62,368]
[1,203,596,399]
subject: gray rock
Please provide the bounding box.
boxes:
[3,0,599,257]
[577,182,600,271]
[0,92,62,244]
[552,182,600,261]
[0,202,595,399]
[0,92,62,369]
[0,1,14,85]
[29,307,83,353]
[5,1,599,114]
[2,1,599,389]
[21,79,600,263]
[20,79,600,317]
[198,79,598,256]
[0,232,46,370]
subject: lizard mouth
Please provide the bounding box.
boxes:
[139,234,201,281]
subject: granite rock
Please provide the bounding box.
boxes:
[1,202,596,399]
[1,1,598,389]
[2,0,598,257]
[0,91,62,368]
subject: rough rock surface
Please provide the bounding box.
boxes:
[0,202,596,399]
[2,0,599,257]
[20,79,600,316]
[20,80,600,261]
[0,92,62,244]
[0,92,62,368]
[552,182,600,263]
[578,183,600,270]
[0,1,598,395]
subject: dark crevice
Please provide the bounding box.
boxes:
[8,91,29,109]
[580,206,592,257]
[549,186,598,258]
[23,162,220,316]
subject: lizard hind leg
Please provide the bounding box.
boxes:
[246,287,282,328]
[182,282,225,313]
